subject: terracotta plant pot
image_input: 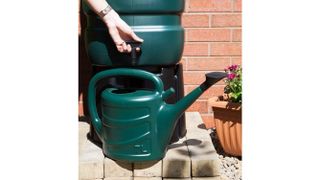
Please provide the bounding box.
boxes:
[208,96,242,156]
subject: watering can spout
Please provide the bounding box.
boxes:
[161,72,227,133]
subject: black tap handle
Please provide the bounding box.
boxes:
[126,41,142,65]
[200,72,227,91]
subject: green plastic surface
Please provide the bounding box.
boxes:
[82,0,185,66]
[83,0,185,15]
[88,68,221,162]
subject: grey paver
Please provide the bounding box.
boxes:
[79,122,90,153]
[79,112,221,179]
[192,177,222,180]
[133,160,162,177]
[104,158,133,177]
[162,137,191,178]
[104,177,133,180]
[185,113,221,177]
[134,177,162,180]
[79,122,104,180]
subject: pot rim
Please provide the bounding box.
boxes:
[208,96,242,110]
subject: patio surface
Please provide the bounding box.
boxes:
[79,112,224,180]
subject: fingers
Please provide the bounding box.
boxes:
[107,23,125,52]
[127,44,132,52]
[107,19,144,53]
[118,19,144,42]
[130,31,144,42]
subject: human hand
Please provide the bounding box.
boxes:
[101,10,143,53]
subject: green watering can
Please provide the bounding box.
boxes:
[88,68,226,162]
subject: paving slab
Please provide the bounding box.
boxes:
[134,177,162,180]
[79,144,104,179]
[185,112,213,141]
[192,177,222,180]
[133,160,162,177]
[79,112,221,179]
[104,158,133,177]
[162,137,191,178]
[104,177,133,180]
[79,122,90,153]
[79,122,104,180]
[185,113,221,177]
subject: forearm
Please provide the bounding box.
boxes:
[84,0,143,53]
[85,0,110,15]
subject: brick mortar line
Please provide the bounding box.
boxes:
[184,0,189,13]
[182,55,211,57]
[185,29,188,42]
[232,0,235,13]
[185,84,225,87]
[185,57,189,71]
[209,42,242,44]
[184,42,215,44]
[186,41,233,43]
[184,11,240,13]
[186,41,239,44]
[184,27,242,29]
[182,12,242,15]
[182,55,242,58]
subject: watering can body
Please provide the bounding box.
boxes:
[88,68,226,162]
[99,88,167,161]
[88,68,178,161]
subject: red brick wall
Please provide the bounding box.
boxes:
[182,0,242,128]
[78,0,242,128]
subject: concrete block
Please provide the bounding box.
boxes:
[191,158,221,177]
[104,177,133,180]
[134,177,162,180]
[79,140,104,162]
[79,131,104,180]
[163,159,191,178]
[133,160,162,177]
[185,112,204,129]
[192,177,221,180]
[184,113,221,177]
[79,122,90,153]
[162,138,191,178]
[185,113,212,141]
[187,140,217,158]
[188,140,221,177]
[79,160,104,180]
[104,158,133,177]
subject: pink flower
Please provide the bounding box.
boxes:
[227,73,236,80]
[228,65,238,71]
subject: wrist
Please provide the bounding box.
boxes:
[98,4,112,19]
[101,9,119,26]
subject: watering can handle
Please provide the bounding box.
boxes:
[87,68,164,137]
